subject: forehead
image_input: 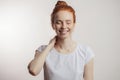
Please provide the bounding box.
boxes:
[55,11,73,21]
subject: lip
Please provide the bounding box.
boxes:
[59,29,69,35]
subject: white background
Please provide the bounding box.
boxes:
[0,0,120,80]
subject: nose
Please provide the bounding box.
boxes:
[61,22,66,28]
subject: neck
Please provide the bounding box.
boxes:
[55,36,76,51]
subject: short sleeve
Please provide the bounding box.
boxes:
[36,45,47,52]
[85,46,95,64]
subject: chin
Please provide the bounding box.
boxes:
[57,34,70,39]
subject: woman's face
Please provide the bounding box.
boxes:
[52,10,75,39]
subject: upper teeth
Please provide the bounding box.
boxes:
[61,31,67,33]
[60,30,67,32]
[59,30,68,34]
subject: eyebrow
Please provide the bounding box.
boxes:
[66,20,72,22]
[56,19,72,22]
[56,20,61,22]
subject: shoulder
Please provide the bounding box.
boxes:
[77,44,95,64]
[77,44,94,54]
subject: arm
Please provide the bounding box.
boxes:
[28,37,56,76]
[84,58,94,80]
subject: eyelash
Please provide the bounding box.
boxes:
[56,21,61,24]
[67,23,71,24]
[55,21,71,25]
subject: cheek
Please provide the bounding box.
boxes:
[52,24,57,30]
[69,25,75,32]
[54,25,61,30]
[69,24,74,29]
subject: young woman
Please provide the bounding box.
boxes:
[28,1,94,80]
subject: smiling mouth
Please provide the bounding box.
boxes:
[59,29,70,35]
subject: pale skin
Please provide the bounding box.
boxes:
[28,10,94,80]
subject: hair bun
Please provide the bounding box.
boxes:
[55,1,68,7]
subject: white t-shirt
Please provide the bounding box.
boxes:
[37,44,94,80]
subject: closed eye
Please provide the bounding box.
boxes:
[67,22,71,25]
[66,20,72,25]
[55,21,62,25]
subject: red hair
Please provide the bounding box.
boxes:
[51,1,76,24]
